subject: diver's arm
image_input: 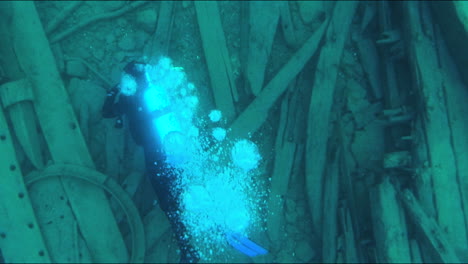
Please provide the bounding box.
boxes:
[102,85,124,118]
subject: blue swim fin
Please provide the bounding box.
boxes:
[226,232,268,257]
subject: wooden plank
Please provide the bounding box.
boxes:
[430,1,468,88]
[195,1,237,123]
[3,101,45,170]
[141,207,171,252]
[339,206,359,263]
[147,1,174,63]
[239,0,249,96]
[305,1,359,236]
[266,89,296,249]
[279,2,298,49]
[23,164,146,264]
[270,88,297,196]
[403,1,468,248]
[111,171,144,223]
[377,1,401,109]
[336,235,345,263]
[0,79,34,107]
[246,1,280,96]
[0,43,44,171]
[369,177,411,263]
[0,4,79,262]
[229,18,328,139]
[0,106,51,263]
[338,111,363,263]
[409,239,423,263]
[322,149,340,263]
[9,2,128,262]
[435,23,468,240]
[399,189,460,263]
[352,30,382,100]
[145,229,176,263]
[412,116,436,218]
[27,171,83,263]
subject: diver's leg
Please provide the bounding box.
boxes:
[145,148,199,263]
[148,174,199,263]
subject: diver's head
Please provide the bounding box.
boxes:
[119,73,138,96]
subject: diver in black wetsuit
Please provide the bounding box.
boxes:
[102,61,199,263]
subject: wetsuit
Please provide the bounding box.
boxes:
[102,61,198,263]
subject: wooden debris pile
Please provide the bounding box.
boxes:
[1,1,468,263]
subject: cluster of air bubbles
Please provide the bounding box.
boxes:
[144,57,268,262]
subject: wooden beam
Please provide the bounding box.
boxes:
[195,1,237,123]
[339,205,359,263]
[430,1,468,87]
[322,150,340,263]
[148,1,174,63]
[229,17,328,139]
[0,79,44,169]
[403,1,468,248]
[399,189,460,263]
[369,177,411,263]
[266,86,296,249]
[0,3,81,262]
[279,2,298,49]
[435,21,468,243]
[305,1,359,236]
[0,103,51,263]
[9,2,128,262]
[409,239,423,263]
[141,207,170,252]
[246,1,280,96]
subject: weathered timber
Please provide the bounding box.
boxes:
[246,1,280,96]
[403,1,468,248]
[352,29,383,101]
[266,85,297,249]
[147,1,174,63]
[435,23,468,243]
[229,18,328,140]
[410,239,423,263]
[10,2,128,262]
[0,79,44,169]
[0,3,80,262]
[142,207,171,254]
[369,177,411,263]
[399,189,460,263]
[430,1,468,88]
[279,2,298,49]
[305,1,359,236]
[24,164,146,264]
[195,1,237,123]
[0,104,51,263]
[322,149,340,263]
[339,206,359,263]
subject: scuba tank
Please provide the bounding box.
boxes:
[142,59,196,167]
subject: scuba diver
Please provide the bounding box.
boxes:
[102,61,199,263]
